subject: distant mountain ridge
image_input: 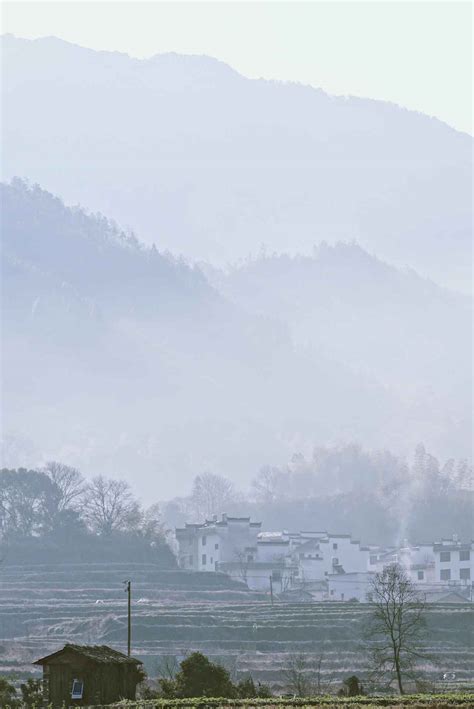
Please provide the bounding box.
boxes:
[203,246,472,412]
[2,177,213,323]
[1,179,471,495]
[6,179,440,495]
[2,34,472,292]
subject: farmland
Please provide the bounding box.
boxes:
[0,563,473,691]
[28,696,474,708]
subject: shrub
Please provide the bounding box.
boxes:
[236,677,272,698]
[20,678,43,707]
[159,652,236,698]
[338,675,365,697]
[0,677,19,708]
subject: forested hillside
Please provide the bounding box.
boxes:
[2,179,420,498]
[2,34,472,291]
[203,247,472,455]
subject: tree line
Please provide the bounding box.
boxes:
[0,463,174,564]
[2,442,472,554]
[162,443,473,545]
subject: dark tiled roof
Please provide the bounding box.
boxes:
[219,561,296,570]
[328,533,352,538]
[34,644,142,666]
[434,543,471,552]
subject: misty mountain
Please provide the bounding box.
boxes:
[5,179,438,497]
[203,245,472,424]
[2,34,472,292]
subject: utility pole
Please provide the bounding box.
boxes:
[269,575,274,606]
[124,580,131,656]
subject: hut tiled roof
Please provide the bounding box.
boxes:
[34,644,142,665]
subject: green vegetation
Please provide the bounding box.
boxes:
[2,692,474,709]
[75,694,474,707]
[147,652,272,700]
[0,677,43,708]
[164,445,473,546]
[0,466,175,565]
[0,677,18,707]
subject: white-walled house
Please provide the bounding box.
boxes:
[328,572,375,602]
[218,559,298,592]
[367,546,396,573]
[434,538,473,584]
[326,534,370,574]
[257,533,291,562]
[291,533,370,580]
[175,519,472,601]
[293,537,327,581]
[399,543,436,584]
[365,537,473,594]
[175,515,261,572]
[176,523,377,588]
[225,531,297,591]
[371,543,436,584]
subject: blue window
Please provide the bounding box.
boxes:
[71,680,84,699]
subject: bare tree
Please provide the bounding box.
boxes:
[283,653,312,697]
[140,503,167,543]
[368,563,428,694]
[313,653,334,695]
[155,654,180,681]
[82,476,141,535]
[233,548,251,585]
[251,465,286,504]
[283,652,331,697]
[190,473,235,519]
[43,461,85,512]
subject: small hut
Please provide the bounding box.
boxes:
[34,643,144,707]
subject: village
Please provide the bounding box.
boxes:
[9,522,471,707]
[175,515,474,603]
[1,2,473,707]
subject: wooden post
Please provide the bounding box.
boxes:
[124,580,131,656]
[269,575,274,606]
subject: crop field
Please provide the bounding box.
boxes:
[1,563,473,691]
[44,696,474,709]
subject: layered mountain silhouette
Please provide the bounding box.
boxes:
[203,245,471,405]
[2,34,472,292]
[1,180,471,496]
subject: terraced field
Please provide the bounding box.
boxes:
[1,563,473,692]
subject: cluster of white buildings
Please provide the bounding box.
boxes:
[175,515,473,603]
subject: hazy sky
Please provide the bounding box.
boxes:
[2,1,473,134]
